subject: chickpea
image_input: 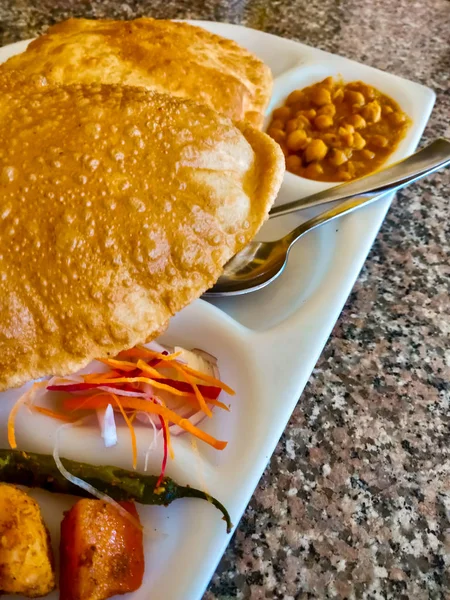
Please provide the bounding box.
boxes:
[314,114,333,130]
[286,129,308,152]
[301,108,317,121]
[304,139,328,162]
[322,76,334,88]
[338,170,352,181]
[361,149,375,160]
[286,90,304,106]
[353,132,366,150]
[270,119,284,130]
[286,154,302,173]
[328,148,348,167]
[304,162,324,179]
[272,106,291,121]
[286,118,300,133]
[390,111,407,125]
[323,133,341,147]
[312,86,332,107]
[268,128,286,144]
[350,82,375,100]
[362,84,375,100]
[348,114,367,129]
[295,114,311,128]
[338,126,354,147]
[347,161,356,177]
[317,104,336,117]
[339,124,355,134]
[333,88,344,103]
[345,90,365,107]
[362,101,381,123]
[382,105,394,115]
[369,134,389,148]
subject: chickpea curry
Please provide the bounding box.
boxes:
[267,77,411,182]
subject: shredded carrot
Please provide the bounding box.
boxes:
[97,358,139,372]
[8,391,30,449]
[134,346,183,362]
[171,362,212,418]
[136,360,167,379]
[64,395,227,450]
[129,411,138,424]
[163,417,174,460]
[87,376,199,398]
[117,347,157,360]
[178,392,229,412]
[111,394,138,470]
[31,405,75,423]
[84,370,121,382]
[8,381,47,449]
[176,363,235,396]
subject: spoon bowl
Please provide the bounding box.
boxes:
[204,139,450,298]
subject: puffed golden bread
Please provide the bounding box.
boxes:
[0,73,284,391]
[0,484,55,597]
[1,17,272,129]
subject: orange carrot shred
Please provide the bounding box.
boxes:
[64,396,227,450]
[111,393,138,470]
[97,358,139,372]
[171,362,212,418]
[134,346,183,362]
[84,370,121,382]
[117,347,156,360]
[176,363,235,396]
[136,360,167,379]
[88,376,197,397]
[31,405,75,423]
[8,381,47,449]
[163,417,175,460]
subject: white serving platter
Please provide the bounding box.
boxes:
[0,21,435,600]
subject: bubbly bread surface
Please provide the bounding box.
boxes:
[0,74,284,390]
[1,17,273,128]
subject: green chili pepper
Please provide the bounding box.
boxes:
[0,449,232,533]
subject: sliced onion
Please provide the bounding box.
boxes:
[97,386,149,398]
[97,404,117,448]
[53,419,142,529]
[191,348,218,366]
[174,347,218,378]
[47,375,84,387]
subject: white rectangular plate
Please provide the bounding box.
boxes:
[0,21,435,600]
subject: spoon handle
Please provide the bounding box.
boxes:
[270,138,450,218]
[283,159,448,249]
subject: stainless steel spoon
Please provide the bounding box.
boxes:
[203,139,450,297]
[269,138,450,217]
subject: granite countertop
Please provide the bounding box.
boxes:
[1,1,449,598]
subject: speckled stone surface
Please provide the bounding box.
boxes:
[1,1,449,598]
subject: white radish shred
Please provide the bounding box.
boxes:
[135,412,160,472]
[53,420,141,530]
[97,404,117,448]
